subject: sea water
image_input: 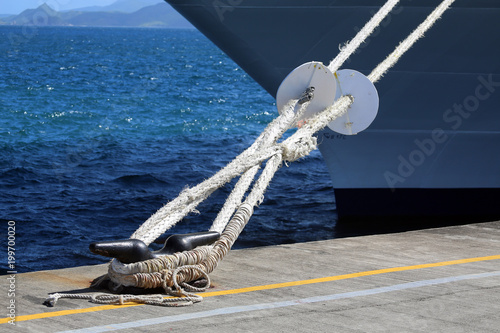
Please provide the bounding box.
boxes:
[0,26,337,273]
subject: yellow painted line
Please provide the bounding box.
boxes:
[201,254,500,297]
[2,254,500,325]
[0,303,138,324]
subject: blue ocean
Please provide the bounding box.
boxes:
[1,26,339,273]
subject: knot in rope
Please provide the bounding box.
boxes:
[280,135,317,162]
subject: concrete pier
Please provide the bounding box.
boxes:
[2,221,500,332]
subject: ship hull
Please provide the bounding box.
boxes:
[165,0,500,218]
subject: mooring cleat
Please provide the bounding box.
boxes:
[89,239,154,264]
[89,231,220,264]
[156,231,220,254]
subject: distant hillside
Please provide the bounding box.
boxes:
[70,0,164,14]
[3,2,193,28]
[6,4,66,26]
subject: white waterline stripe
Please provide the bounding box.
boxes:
[59,270,500,333]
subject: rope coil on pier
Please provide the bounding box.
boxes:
[46,0,457,307]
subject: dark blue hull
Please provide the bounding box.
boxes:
[165,0,500,218]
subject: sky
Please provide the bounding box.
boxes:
[1,0,117,15]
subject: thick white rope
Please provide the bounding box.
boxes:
[328,0,401,73]
[130,0,405,244]
[281,95,354,161]
[208,1,410,234]
[369,0,456,83]
[44,287,204,308]
[189,1,459,293]
[127,0,457,273]
[209,100,312,233]
[209,165,259,233]
[131,144,283,245]
[208,0,457,239]
[103,98,355,290]
[44,293,193,307]
[49,0,457,309]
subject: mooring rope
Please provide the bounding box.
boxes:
[128,0,456,290]
[47,0,457,308]
[328,0,401,72]
[130,0,405,245]
[44,291,203,307]
[209,100,311,234]
[368,0,455,83]
[130,142,284,245]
